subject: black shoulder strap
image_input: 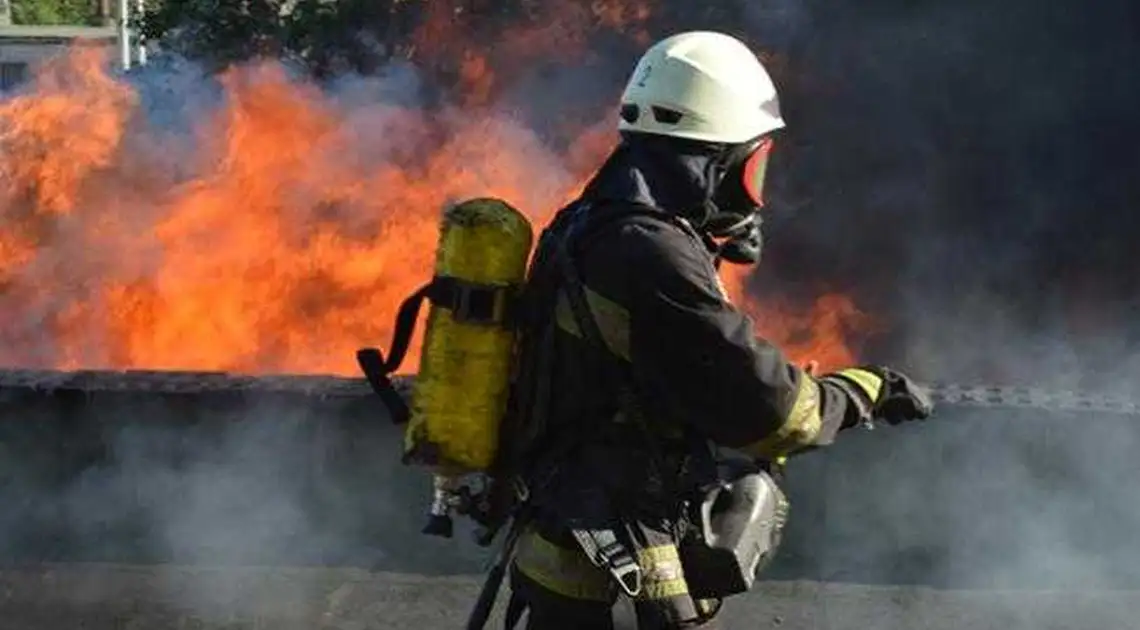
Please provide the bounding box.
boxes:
[355,283,432,425]
[554,200,721,488]
[498,200,682,484]
[552,207,674,484]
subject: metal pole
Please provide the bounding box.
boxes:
[98,0,113,26]
[117,0,131,71]
[135,0,147,66]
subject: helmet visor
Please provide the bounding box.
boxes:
[741,137,773,207]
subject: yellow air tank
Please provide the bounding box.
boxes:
[403,197,534,474]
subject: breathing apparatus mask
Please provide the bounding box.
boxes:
[702,135,774,267]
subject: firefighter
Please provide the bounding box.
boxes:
[501,30,933,629]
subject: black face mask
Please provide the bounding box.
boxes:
[701,136,773,266]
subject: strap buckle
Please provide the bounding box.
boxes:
[431,276,513,326]
[596,541,642,597]
[571,528,643,598]
[512,477,530,503]
[451,283,503,325]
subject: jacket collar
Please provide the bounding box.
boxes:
[579,136,719,226]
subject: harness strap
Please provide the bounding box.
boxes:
[557,202,723,497]
[464,515,528,630]
[569,527,643,597]
[356,275,517,425]
[552,206,675,600]
[503,592,527,630]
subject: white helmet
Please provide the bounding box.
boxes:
[617,31,785,145]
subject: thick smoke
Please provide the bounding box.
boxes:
[748,0,1140,390]
[735,0,1140,626]
[0,387,448,623]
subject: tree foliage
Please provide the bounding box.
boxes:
[138,0,425,77]
[138,0,293,72]
[10,0,100,25]
[138,0,752,80]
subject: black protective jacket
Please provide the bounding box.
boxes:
[514,137,862,529]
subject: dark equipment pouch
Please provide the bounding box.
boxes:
[679,461,789,599]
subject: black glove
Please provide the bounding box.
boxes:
[820,366,934,426]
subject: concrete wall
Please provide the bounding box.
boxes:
[0,26,118,91]
[1,373,1138,591]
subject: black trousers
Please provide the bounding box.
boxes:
[508,565,722,629]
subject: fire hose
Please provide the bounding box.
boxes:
[1,369,1137,416]
[922,381,1140,416]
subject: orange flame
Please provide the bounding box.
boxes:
[411,0,651,108]
[0,11,869,377]
[718,264,876,373]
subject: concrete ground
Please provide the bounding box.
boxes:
[2,563,1138,630]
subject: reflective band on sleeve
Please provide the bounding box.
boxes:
[741,374,823,460]
[696,597,723,620]
[635,544,690,601]
[834,368,884,402]
[513,528,615,602]
[555,286,632,361]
